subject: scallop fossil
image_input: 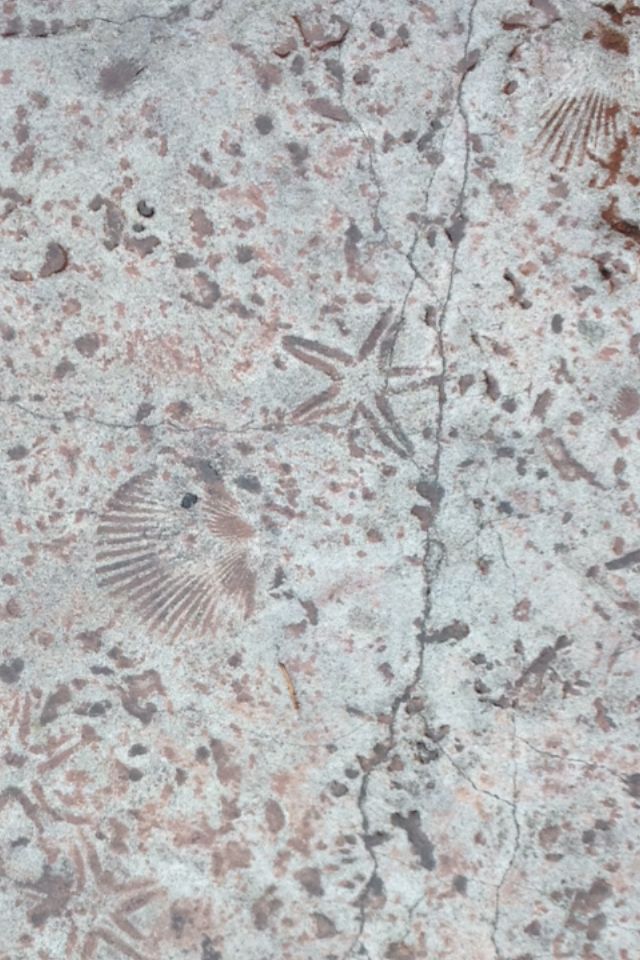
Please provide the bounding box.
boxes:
[534,90,626,170]
[523,3,640,179]
[96,464,260,640]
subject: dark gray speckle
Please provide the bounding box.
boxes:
[605,548,640,571]
[137,200,155,218]
[391,810,436,870]
[99,58,144,96]
[0,657,24,684]
[255,114,273,135]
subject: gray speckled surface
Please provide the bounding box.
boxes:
[1,2,639,958]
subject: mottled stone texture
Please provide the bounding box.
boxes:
[1,1,639,958]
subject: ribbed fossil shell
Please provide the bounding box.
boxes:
[534,90,625,169]
[96,467,257,640]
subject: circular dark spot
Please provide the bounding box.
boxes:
[598,262,613,281]
[254,114,273,135]
[353,66,371,85]
[128,768,143,781]
[0,657,24,684]
[129,743,148,757]
[236,245,254,263]
[453,874,468,894]
[346,222,363,244]
[137,200,155,218]
[181,493,198,509]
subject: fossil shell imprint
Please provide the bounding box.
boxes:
[96,467,258,640]
[525,5,640,176]
[534,90,626,169]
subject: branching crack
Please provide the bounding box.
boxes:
[432,0,478,481]
[344,627,433,959]
[0,395,314,438]
[335,0,390,247]
[516,733,631,786]
[491,714,520,959]
[418,0,479,696]
[1,3,223,40]
[440,747,515,810]
[345,4,480,956]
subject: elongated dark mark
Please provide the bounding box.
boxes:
[605,548,640,570]
[390,810,436,870]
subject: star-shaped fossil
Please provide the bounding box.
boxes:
[282,310,432,459]
[23,842,162,960]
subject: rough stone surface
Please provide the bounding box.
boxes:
[1,1,640,958]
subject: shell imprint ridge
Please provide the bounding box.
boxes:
[534,91,624,170]
[96,469,257,639]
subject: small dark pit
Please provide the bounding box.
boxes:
[181,493,198,509]
[453,874,468,894]
[254,114,273,135]
[88,700,110,717]
[137,200,155,218]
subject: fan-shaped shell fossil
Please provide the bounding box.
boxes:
[519,3,640,181]
[534,90,625,170]
[96,465,260,640]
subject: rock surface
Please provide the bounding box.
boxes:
[1,1,639,958]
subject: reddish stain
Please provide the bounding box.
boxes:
[599,27,629,54]
[612,386,640,420]
[39,242,68,278]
